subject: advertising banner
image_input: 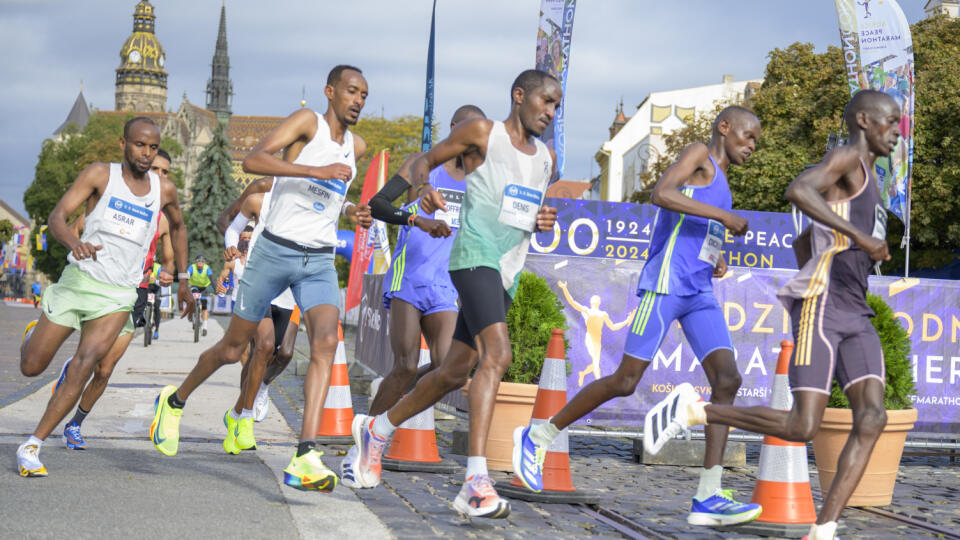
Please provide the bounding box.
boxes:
[535,0,576,179]
[345,150,388,313]
[420,0,437,152]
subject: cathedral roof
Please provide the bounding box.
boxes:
[54,90,91,135]
[116,1,167,88]
[226,116,284,160]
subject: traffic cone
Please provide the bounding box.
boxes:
[382,335,458,473]
[734,340,817,538]
[316,321,354,444]
[498,329,598,504]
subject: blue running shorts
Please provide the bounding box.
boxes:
[623,290,733,362]
[383,282,458,316]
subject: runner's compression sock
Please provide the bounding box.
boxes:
[371,413,396,439]
[466,456,488,479]
[695,465,723,501]
[530,418,561,447]
[168,391,186,409]
[27,435,43,448]
[297,440,316,457]
[70,406,90,427]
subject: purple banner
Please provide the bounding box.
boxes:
[531,198,803,270]
[526,254,960,434]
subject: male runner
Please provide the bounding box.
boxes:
[350,70,559,519]
[17,119,192,476]
[188,254,214,335]
[645,90,896,540]
[340,105,486,486]
[31,280,41,308]
[514,106,760,527]
[145,148,175,340]
[149,65,371,494]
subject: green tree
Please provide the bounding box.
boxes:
[0,219,13,244]
[187,123,239,278]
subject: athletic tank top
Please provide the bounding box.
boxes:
[264,112,356,248]
[69,163,161,288]
[138,219,162,289]
[384,165,463,292]
[248,190,296,310]
[448,121,552,296]
[778,159,885,315]
[635,156,732,297]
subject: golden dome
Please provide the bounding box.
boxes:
[116,0,167,89]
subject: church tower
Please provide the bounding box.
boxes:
[206,3,233,123]
[115,1,168,112]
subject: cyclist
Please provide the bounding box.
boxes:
[188,254,214,336]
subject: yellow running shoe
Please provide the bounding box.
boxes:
[22,319,37,344]
[150,385,182,456]
[283,449,337,492]
[223,410,240,455]
[236,417,256,451]
[17,442,47,478]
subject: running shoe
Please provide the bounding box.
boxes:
[51,356,73,395]
[688,489,762,526]
[350,414,389,488]
[236,417,256,451]
[223,410,240,455]
[17,442,47,477]
[153,330,159,340]
[283,449,337,492]
[150,385,182,456]
[512,425,546,492]
[253,385,270,422]
[63,421,86,450]
[452,474,511,519]
[22,319,37,344]
[339,445,360,488]
[202,328,207,337]
[643,382,701,456]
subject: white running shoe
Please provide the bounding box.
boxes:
[339,445,361,488]
[350,414,389,488]
[17,442,47,477]
[253,384,270,422]
[643,382,702,456]
[452,474,511,519]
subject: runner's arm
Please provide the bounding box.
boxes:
[369,154,421,225]
[160,178,196,318]
[159,215,174,285]
[243,110,350,181]
[410,119,491,213]
[216,177,272,234]
[48,162,109,260]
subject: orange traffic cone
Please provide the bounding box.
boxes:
[316,321,355,444]
[498,329,598,504]
[382,335,458,473]
[735,340,817,537]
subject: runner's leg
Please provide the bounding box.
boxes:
[368,298,424,416]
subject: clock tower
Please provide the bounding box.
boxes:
[115,1,168,112]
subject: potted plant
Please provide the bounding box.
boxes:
[811,292,917,506]
[471,272,568,471]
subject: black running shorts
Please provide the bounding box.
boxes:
[131,287,149,328]
[269,305,293,351]
[450,267,512,349]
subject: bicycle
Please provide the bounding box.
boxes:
[143,290,155,347]
[191,288,205,343]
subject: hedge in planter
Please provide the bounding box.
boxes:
[504,272,569,384]
[827,292,916,409]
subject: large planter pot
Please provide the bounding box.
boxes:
[811,407,917,506]
[463,380,538,472]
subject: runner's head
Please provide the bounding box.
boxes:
[510,69,562,137]
[711,106,760,166]
[325,64,367,127]
[194,254,207,269]
[844,89,900,156]
[238,225,254,254]
[121,116,161,175]
[450,105,485,128]
[151,149,171,181]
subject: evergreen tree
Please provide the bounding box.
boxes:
[187,123,239,278]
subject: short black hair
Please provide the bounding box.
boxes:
[844,89,898,132]
[327,65,363,86]
[712,105,758,134]
[155,148,171,162]
[242,224,255,233]
[511,69,559,99]
[123,116,158,139]
[451,104,486,123]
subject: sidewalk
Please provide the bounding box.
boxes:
[0,315,389,540]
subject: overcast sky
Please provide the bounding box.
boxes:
[0,0,928,218]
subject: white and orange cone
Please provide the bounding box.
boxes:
[316,321,355,444]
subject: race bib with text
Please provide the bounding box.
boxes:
[497,184,542,231]
[433,188,464,228]
[102,196,153,245]
[698,219,725,266]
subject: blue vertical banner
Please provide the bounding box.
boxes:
[535,0,576,181]
[420,0,437,152]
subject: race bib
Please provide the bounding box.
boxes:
[102,196,153,245]
[697,219,725,266]
[304,178,347,218]
[433,188,464,228]
[871,204,888,240]
[497,184,542,231]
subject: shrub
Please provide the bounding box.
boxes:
[504,272,569,384]
[827,292,916,410]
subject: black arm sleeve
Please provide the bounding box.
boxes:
[369,174,416,225]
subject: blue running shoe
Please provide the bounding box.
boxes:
[511,426,545,492]
[688,489,762,526]
[63,421,86,450]
[153,331,159,340]
[51,356,73,395]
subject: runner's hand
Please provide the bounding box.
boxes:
[418,186,446,214]
[215,278,228,296]
[178,282,196,319]
[713,256,728,278]
[415,217,451,238]
[71,241,102,261]
[312,164,352,182]
[223,246,242,261]
[722,212,748,236]
[536,205,558,232]
[856,234,891,261]
[158,270,174,287]
[347,203,373,229]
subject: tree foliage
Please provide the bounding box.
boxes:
[187,123,239,278]
[0,219,13,245]
[504,272,569,384]
[635,16,960,272]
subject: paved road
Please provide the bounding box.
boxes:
[0,302,78,408]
